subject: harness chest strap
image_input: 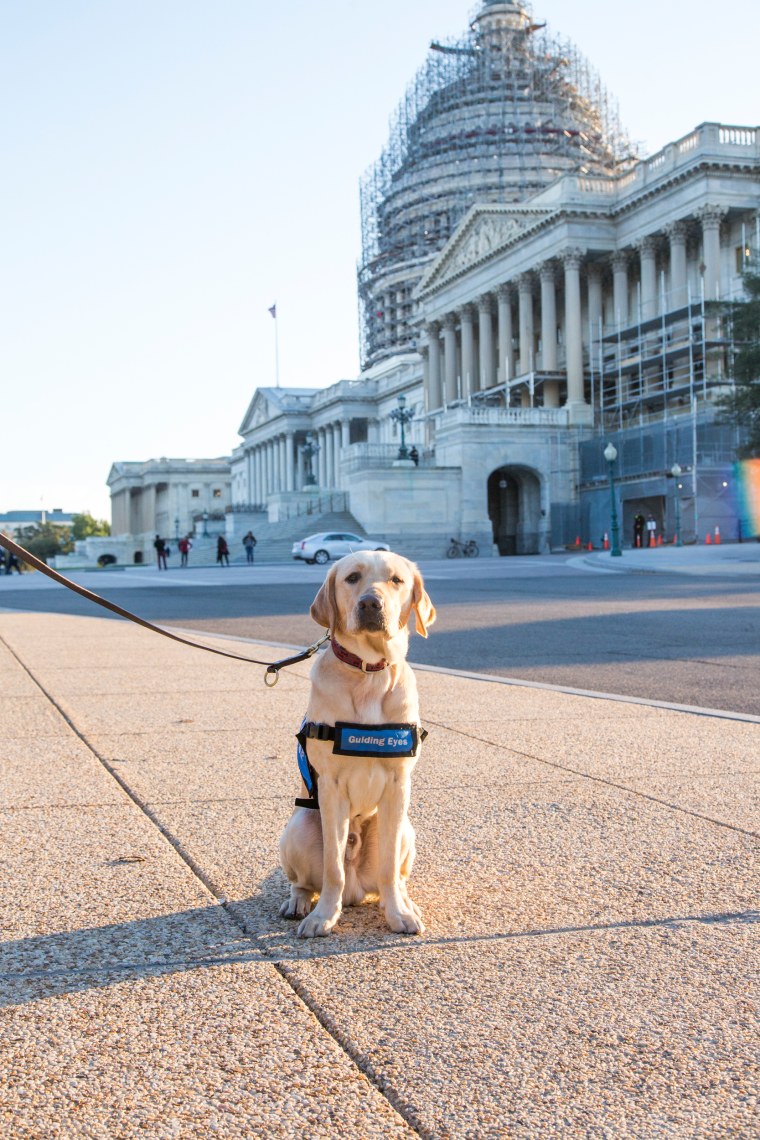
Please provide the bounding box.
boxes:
[294,721,428,810]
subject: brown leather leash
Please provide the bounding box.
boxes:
[0,532,328,685]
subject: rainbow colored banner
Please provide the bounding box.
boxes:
[734,459,760,538]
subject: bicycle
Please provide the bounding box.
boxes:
[446,537,479,558]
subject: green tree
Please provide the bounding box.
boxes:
[71,512,111,540]
[17,523,74,563]
[716,268,760,458]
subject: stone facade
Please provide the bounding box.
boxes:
[108,457,231,562]
[230,124,759,554]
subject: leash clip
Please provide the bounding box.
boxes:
[264,667,280,687]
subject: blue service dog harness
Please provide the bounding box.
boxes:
[295,721,427,809]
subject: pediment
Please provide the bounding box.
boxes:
[417,205,554,297]
[238,390,272,437]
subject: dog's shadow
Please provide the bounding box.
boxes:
[229,866,425,962]
[0,866,430,1010]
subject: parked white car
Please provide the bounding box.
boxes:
[291,532,390,565]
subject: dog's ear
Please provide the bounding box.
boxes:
[310,565,339,632]
[411,568,436,638]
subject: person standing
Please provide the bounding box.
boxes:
[153,534,168,570]
[633,513,645,549]
[242,531,257,564]
[216,535,230,566]
[178,535,192,567]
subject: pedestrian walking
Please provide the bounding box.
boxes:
[242,531,257,564]
[216,535,230,566]
[4,551,22,575]
[153,535,168,570]
[409,446,419,467]
[178,535,192,567]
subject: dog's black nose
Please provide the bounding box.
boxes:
[358,593,382,613]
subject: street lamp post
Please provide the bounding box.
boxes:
[389,394,415,461]
[300,433,319,487]
[603,442,622,557]
[671,463,683,546]
[174,516,180,540]
[202,510,209,537]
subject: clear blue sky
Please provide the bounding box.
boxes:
[3,0,758,521]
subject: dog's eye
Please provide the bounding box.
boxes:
[345,572,361,585]
[391,575,404,585]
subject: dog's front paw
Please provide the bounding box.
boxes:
[280,888,314,920]
[297,907,340,938]
[385,905,425,935]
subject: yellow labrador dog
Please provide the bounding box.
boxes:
[279,550,435,938]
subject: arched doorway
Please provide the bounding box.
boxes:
[488,466,542,555]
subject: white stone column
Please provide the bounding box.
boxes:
[251,447,259,504]
[426,322,442,410]
[317,429,327,487]
[612,251,629,329]
[563,249,587,408]
[639,236,659,320]
[587,264,603,333]
[539,263,559,407]
[539,263,558,371]
[478,294,496,389]
[497,284,514,384]
[460,305,476,397]
[667,221,689,308]
[443,313,458,404]
[517,274,534,375]
[285,432,295,492]
[341,420,351,449]
[698,205,725,300]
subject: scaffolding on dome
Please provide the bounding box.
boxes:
[358,0,638,369]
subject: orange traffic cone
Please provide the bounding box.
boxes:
[657,534,662,546]
[649,532,655,547]
[706,533,712,544]
[587,541,593,551]
[715,526,721,545]
[575,535,581,547]
[603,533,609,550]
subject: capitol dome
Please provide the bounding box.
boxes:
[359,0,636,367]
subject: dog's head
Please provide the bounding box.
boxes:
[310,551,436,640]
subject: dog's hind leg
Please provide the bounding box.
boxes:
[279,808,322,919]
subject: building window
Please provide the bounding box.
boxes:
[191,489,200,498]
[213,488,222,498]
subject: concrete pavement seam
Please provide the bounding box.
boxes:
[423,718,760,841]
[1,632,426,1136]
[274,961,430,1139]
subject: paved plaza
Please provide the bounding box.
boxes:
[1,550,757,1136]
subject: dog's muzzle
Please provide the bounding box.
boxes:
[356,592,386,631]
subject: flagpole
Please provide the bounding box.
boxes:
[268,303,279,387]
[274,310,280,388]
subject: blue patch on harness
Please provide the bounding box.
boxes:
[333,723,417,758]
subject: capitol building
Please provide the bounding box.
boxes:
[109,0,759,561]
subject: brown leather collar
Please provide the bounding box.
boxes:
[330,638,387,672]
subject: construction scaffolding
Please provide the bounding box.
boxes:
[358,0,637,368]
